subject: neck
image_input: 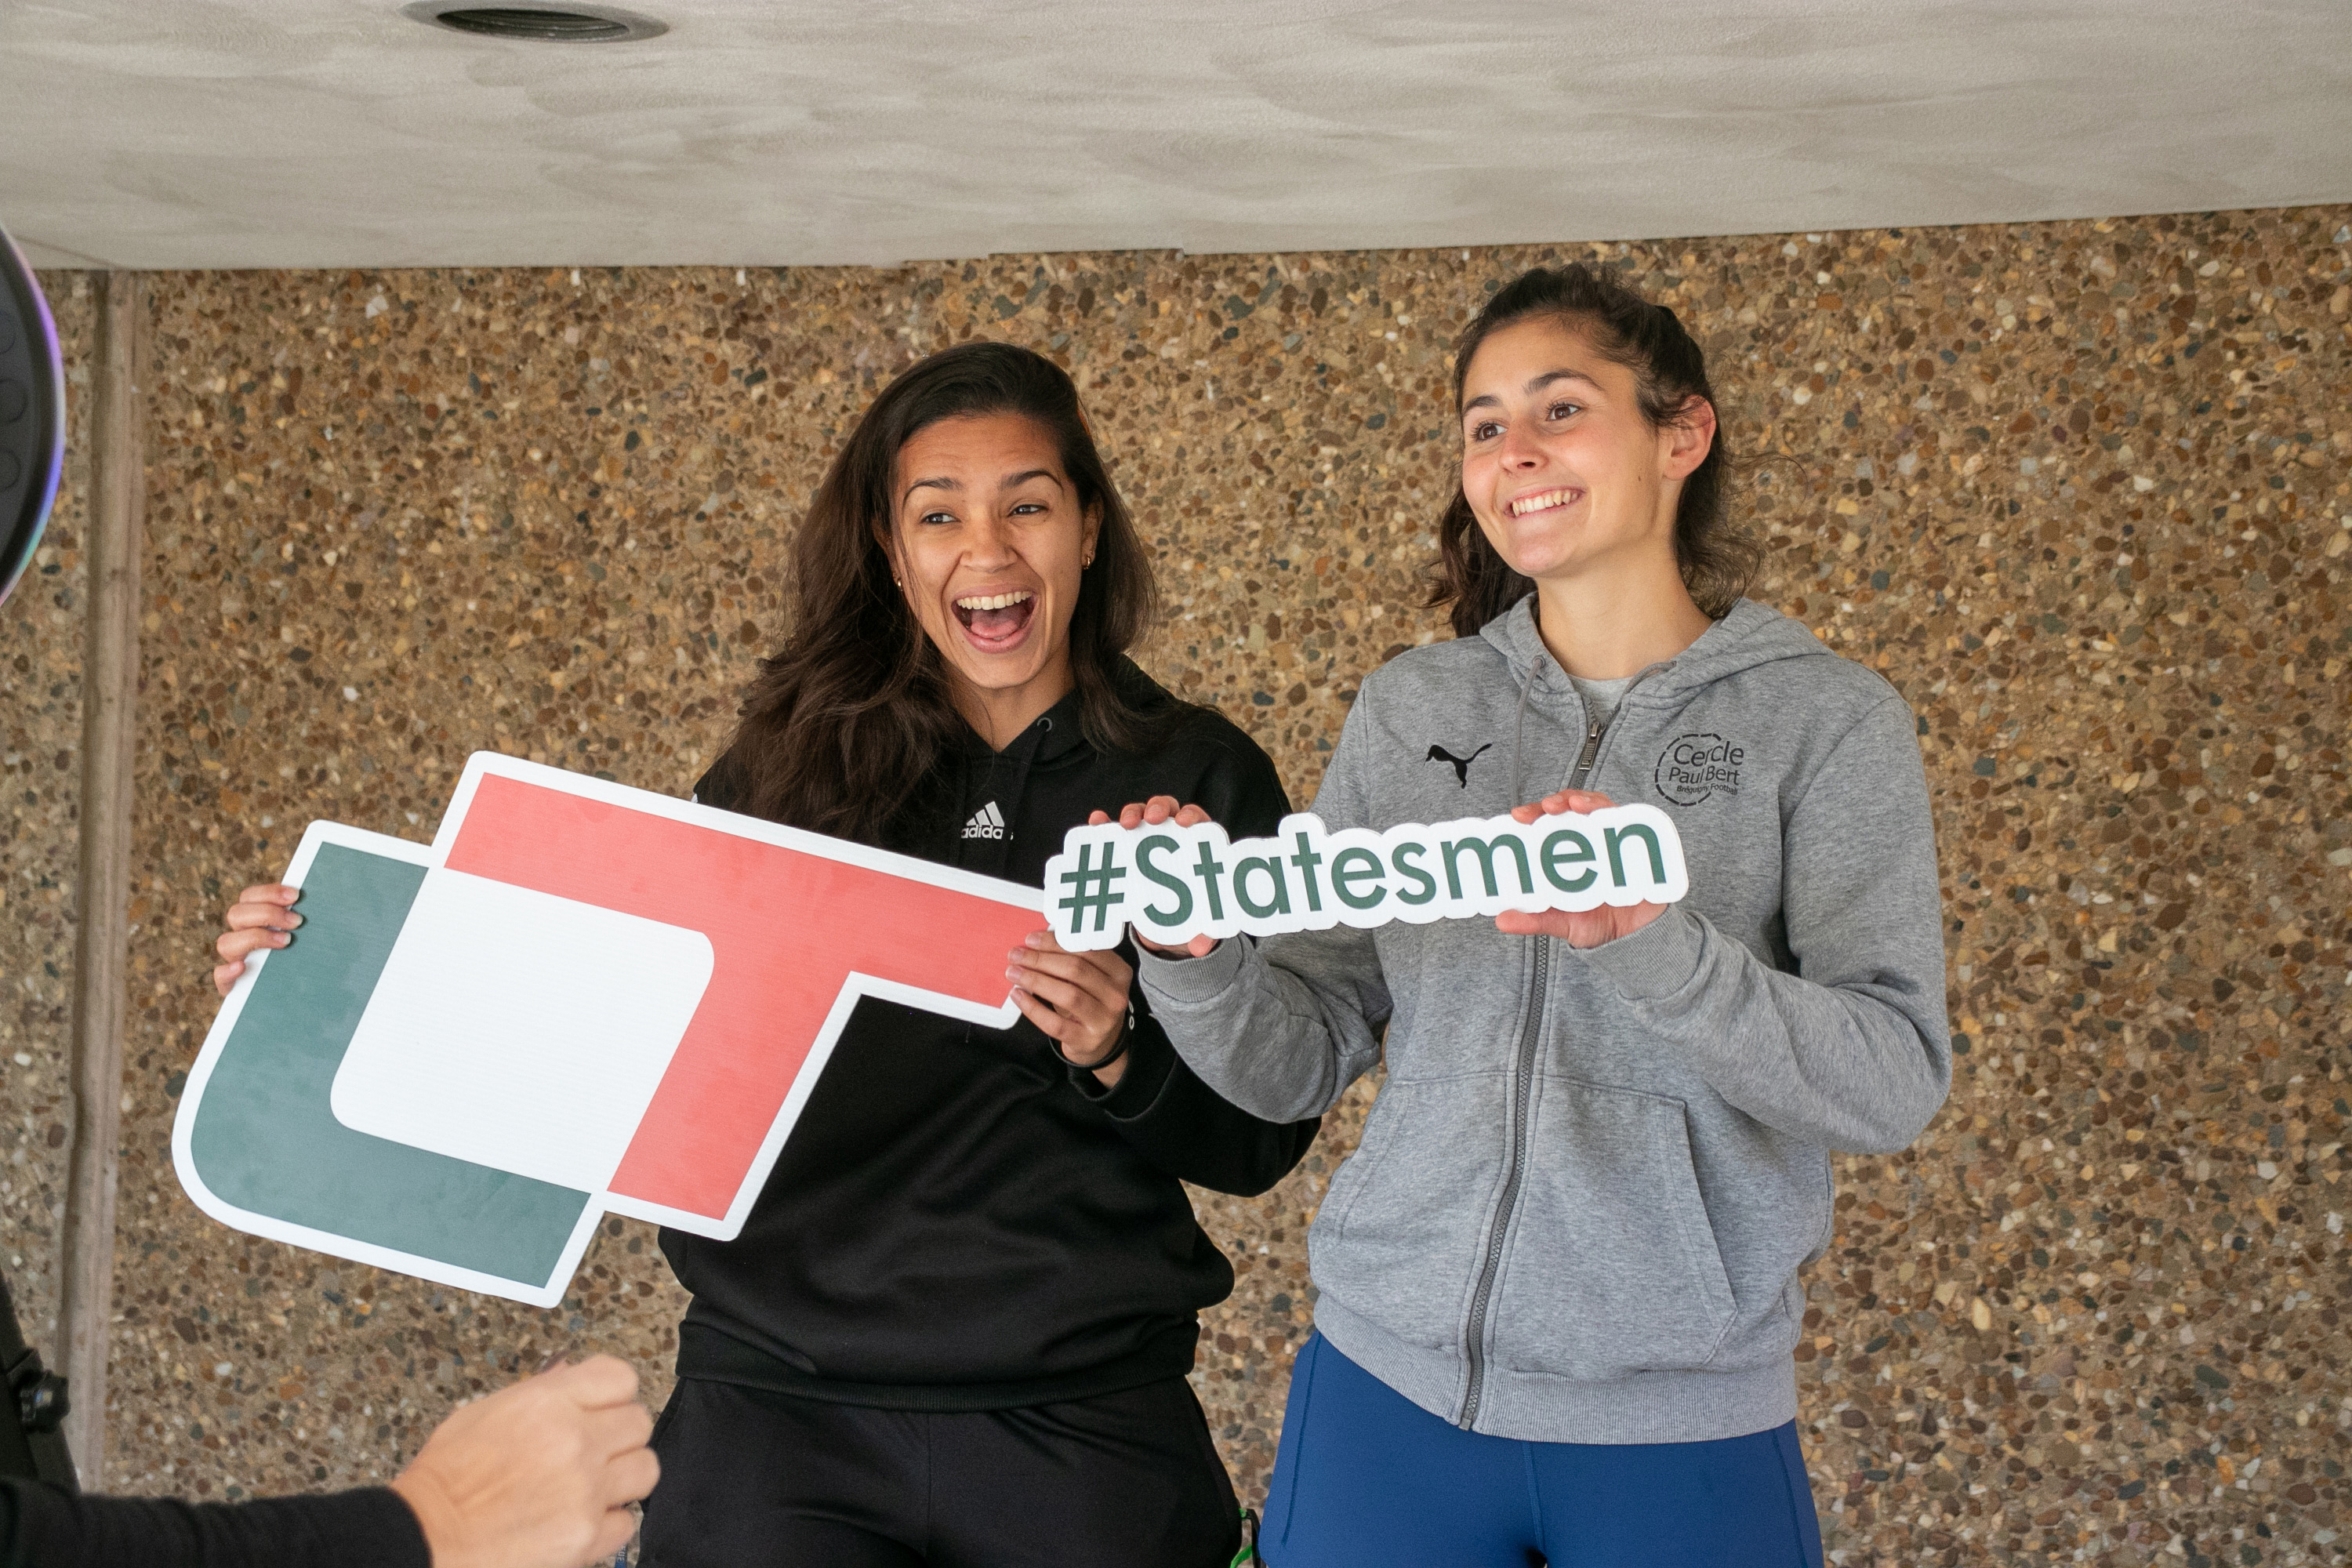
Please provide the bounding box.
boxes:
[953,659,1076,751]
[1530,550,1714,680]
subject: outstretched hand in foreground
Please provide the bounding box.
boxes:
[390,1355,658,1568]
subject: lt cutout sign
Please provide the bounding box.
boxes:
[173,755,1046,1308]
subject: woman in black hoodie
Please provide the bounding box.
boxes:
[214,342,1315,1567]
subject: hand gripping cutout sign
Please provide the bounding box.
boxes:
[177,757,1689,1307]
[176,754,1047,1308]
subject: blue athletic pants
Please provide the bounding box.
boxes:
[1262,1333,1824,1568]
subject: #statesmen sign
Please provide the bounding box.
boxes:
[1044,807,1690,952]
[172,754,1045,1308]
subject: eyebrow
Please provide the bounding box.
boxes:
[902,468,1065,504]
[1461,368,1605,416]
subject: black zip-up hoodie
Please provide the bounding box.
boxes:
[663,662,1318,1410]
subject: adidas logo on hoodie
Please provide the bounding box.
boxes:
[963,800,1007,840]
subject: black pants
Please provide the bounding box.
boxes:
[641,1375,1243,1568]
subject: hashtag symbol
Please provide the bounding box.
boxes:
[1055,840,1129,935]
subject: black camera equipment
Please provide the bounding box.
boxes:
[0,220,78,1489]
[0,1272,73,1488]
[0,226,63,608]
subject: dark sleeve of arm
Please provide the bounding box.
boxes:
[1,1478,430,1568]
[1066,720,1322,1195]
[1070,1001,1321,1196]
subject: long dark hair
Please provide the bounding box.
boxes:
[1428,263,1757,637]
[724,341,1166,842]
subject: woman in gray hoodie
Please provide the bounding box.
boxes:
[1116,265,1950,1566]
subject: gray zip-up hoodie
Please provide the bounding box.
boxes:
[1138,596,1950,1445]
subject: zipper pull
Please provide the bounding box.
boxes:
[1569,712,1605,790]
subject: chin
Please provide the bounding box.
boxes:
[1481,515,1564,565]
[945,635,1058,691]
[1486,534,1575,583]
[1515,544,1588,578]
[1490,521,1634,585]
[958,657,1050,692]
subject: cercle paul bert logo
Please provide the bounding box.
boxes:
[172,754,1045,1308]
[1654,732,1745,806]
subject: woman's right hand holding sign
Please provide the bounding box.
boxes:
[212,881,301,996]
[1091,796,1221,956]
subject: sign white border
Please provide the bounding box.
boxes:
[434,755,1044,1243]
[1044,806,1691,952]
[169,822,607,1307]
[173,753,1047,1307]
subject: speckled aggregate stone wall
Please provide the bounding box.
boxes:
[48,206,2352,1563]
[0,275,93,1356]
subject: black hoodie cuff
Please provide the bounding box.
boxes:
[1065,1011,1178,1120]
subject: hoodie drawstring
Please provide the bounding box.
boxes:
[1508,653,1542,805]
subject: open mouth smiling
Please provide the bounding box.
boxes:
[1507,486,1584,518]
[953,589,1037,650]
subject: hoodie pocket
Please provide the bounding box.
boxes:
[1486,1075,1737,1381]
[1308,1074,1506,1352]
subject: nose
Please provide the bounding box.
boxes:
[963,513,1018,568]
[1496,418,1545,471]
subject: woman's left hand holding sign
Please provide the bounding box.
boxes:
[1008,794,1222,1085]
[1497,788,1669,949]
[1007,927,1137,1087]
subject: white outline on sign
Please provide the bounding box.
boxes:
[169,823,609,1307]
[1044,807,1692,953]
[172,754,1047,1307]
[431,755,1043,1244]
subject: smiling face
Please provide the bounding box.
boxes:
[1458,315,1711,587]
[891,412,1098,734]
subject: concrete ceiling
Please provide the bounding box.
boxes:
[2,0,2347,271]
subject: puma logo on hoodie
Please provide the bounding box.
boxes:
[1425,742,1492,786]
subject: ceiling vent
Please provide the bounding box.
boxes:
[402,4,667,42]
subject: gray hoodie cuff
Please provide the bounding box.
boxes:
[1135,936,1250,1006]
[1577,905,1705,1000]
